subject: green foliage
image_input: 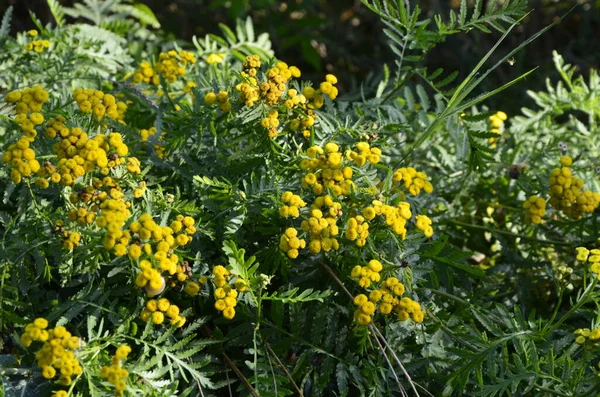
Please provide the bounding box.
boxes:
[1,1,600,396]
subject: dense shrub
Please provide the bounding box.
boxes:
[1,1,599,396]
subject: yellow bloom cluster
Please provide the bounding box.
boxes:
[415,215,434,238]
[72,88,127,122]
[206,53,225,64]
[301,205,341,254]
[376,200,413,239]
[347,141,381,167]
[3,86,49,183]
[156,50,196,83]
[260,109,281,138]
[2,137,41,184]
[488,111,507,148]
[25,33,51,53]
[68,206,96,225]
[279,227,307,259]
[392,167,433,196]
[140,298,186,327]
[212,266,247,320]
[350,259,383,288]
[548,156,600,219]
[204,90,232,112]
[262,61,301,106]
[45,115,66,139]
[137,260,165,296]
[235,55,262,107]
[317,74,339,101]
[279,191,306,218]
[352,276,423,326]
[130,215,196,296]
[574,327,600,347]
[52,128,104,185]
[352,273,423,326]
[25,39,51,52]
[61,230,81,250]
[301,143,356,197]
[94,192,131,227]
[576,247,600,278]
[523,195,546,224]
[345,215,370,247]
[280,141,384,257]
[100,344,131,397]
[49,127,134,186]
[5,86,49,134]
[139,126,167,158]
[133,50,196,85]
[20,319,82,387]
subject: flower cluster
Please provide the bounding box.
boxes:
[204,90,232,112]
[574,327,600,347]
[52,128,109,185]
[126,215,195,295]
[212,266,247,320]
[72,88,127,122]
[235,55,262,107]
[155,50,196,83]
[20,319,82,387]
[100,344,131,396]
[140,298,186,327]
[347,141,381,167]
[206,53,225,64]
[548,156,600,219]
[279,191,306,218]
[132,50,196,85]
[576,247,600,278]
[392,167,433,196]
[260,109,281,138]
[60,229,81,250]
[261,61,301,106]
[352,274,424,326]
[25,39,51,53]
[523,195,546,224]
[488,111,507,148]
[345,215,371,247]
[279,227,307,259]
[3,86,49,183]
[24,30,50,52]
[2,137,41,184]
[301,143,356,197]
[350,259,383,288]
[415,215,434,238]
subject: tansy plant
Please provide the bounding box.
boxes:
[1,1,600,396]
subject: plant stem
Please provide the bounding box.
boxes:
[321,262,424,397]
[264,341,304,396]
[547,279,597,335]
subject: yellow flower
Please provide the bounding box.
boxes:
[206,53,225,64]
[42,365,56,379]
[576,247,590,262]
[152,311,164,324]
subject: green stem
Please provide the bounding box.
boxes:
[547,279,597,335]
[445,219,571,246]
[542,288,564,334]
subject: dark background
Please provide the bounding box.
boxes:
[2,0,599,114]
